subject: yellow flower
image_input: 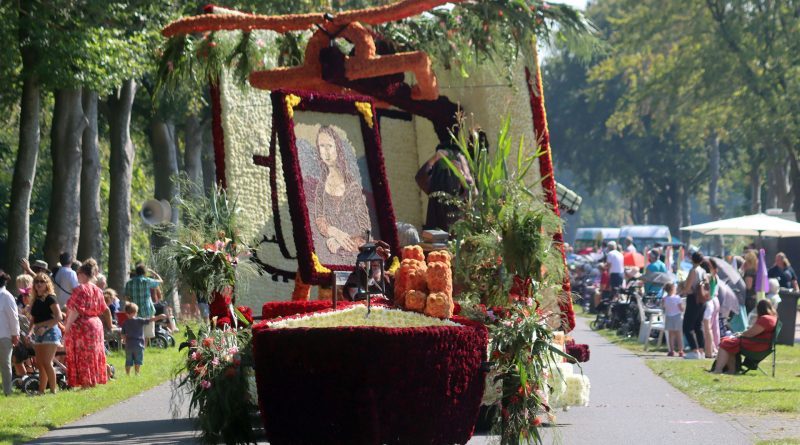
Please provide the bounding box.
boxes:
[285,94,301,119]
[311,253,331,274]
[387,256,400,274]
[354,101,374,128]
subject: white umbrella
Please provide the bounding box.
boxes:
[680,213,800,238]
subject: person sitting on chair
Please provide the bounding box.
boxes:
[712,299,778,374]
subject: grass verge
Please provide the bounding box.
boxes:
[0,345,184,445]
[586,312,800,415]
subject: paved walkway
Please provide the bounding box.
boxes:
[32,316,760,445]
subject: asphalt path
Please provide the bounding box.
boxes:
[31,316,755,445]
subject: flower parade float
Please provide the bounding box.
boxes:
[157,1,595,444]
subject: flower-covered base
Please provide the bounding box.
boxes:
[252,302,488,445]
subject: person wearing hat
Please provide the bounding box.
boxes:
[21,258,51,278]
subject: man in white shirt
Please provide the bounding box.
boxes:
[53,252,79,309]
[0,270,20,396]
[607,241,625,290]
[624,236,637,253]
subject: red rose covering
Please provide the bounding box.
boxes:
[252,302,488,445]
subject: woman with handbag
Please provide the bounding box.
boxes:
[29,272,63,394]
[64,262,111,388]
[680,251,708,360]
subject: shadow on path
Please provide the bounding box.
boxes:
[28,419,197,444]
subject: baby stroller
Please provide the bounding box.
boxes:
[16,357,69,395]
[150,319,175,349]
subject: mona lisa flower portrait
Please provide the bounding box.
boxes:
[272,90,400,284]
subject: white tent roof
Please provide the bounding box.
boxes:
[680,213,800,237]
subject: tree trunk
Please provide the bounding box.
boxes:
[750,161,762,213]
[44,89,86,266]
[149,120,180,250]
[201,120,217,193]
[7,70,40,280]
[680,184,691,244]
[665,179,681,238]
[78,90,102,263]
[790,154,800,218]
[184,114,203,196]
[107,80,137,293]
[7,2,41,283]
[708,136,722,254]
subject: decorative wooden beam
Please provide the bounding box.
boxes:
[162,0,463,37]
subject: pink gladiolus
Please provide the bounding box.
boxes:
[201,380,212,389]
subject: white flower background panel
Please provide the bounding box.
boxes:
[219,69,298,305]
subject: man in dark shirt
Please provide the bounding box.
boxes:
[767,252,799,291]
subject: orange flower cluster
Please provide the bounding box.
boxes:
[162,0,462,37]
[292,272,311,301]
[394,246,454,318]
[250,21,439,100]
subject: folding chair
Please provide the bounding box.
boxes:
[738,320,782,377]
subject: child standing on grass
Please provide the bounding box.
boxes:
[662,282,684,357]
[121,303,166,375]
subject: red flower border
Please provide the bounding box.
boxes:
[252,302,488,445]
[272,89,400,285]
[525,60,575,332]
[209,83,227,188]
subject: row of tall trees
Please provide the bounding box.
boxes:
[545,0,800,240]
[0,1,215,291]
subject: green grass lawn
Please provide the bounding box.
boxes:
[757,440,800,445]
[585,310,800,416]
[0,345,184,445]
[647,345,800,415]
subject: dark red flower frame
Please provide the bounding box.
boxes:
[271,89,400,285]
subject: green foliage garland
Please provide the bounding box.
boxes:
[442,115,571,444]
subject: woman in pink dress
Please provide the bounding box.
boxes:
[64,262,111,388]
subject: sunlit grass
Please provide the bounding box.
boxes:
[0,344,184,445]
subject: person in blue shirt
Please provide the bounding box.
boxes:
[645,248,667,295]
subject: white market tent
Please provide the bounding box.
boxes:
[680,213,800,238]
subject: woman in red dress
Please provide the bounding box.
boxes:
[712,299,778,374]
[64,262,111,388]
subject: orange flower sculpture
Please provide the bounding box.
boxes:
[424,292,453,319]
[404,289,427,312]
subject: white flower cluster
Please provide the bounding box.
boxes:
[268,305,460,329]
[547,362,591,409]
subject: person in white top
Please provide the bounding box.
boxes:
[661,282,684,357]
[53,252,79,309]
[623,236,637,253]
[606,241,625,290]
[0,270,20,396]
